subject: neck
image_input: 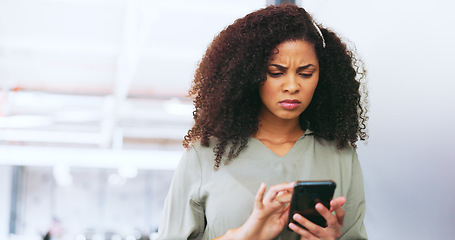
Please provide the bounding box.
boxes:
[253,110,304,142]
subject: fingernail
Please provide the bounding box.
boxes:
[293,214,302,221]
[289,223,296,230]
[316,203,323,210]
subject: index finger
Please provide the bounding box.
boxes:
[275,192,292,203]
[254,182,267,208]
[330,197,346,225]
[329,197,346,211]
[315,203,338,227]
[275,182,297,203]
[263,182,294,203]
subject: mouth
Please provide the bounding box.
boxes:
[279,99,301,110]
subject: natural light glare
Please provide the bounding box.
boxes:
[0,115,53,128]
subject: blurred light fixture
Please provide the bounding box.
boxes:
[0,145,181,170]
[164,98,193,116]
[118,166,138,178]
[53,110,103,122]
[0,115,53,128]
[108,173,127,187]
[53,164,73,186]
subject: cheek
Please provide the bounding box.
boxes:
[308,82,318,95]
[307,76,319,95]
[259,82,274,101]
[301,80,319,103]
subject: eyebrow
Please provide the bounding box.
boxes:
[268,64,315,71]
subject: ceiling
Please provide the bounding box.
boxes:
[0,0,268,156]
[0,0,267,95]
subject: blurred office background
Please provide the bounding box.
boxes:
[0,0,454,239]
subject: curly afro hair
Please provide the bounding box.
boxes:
[183,4,368,169]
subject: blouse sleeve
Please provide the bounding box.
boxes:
[156,147,206,240]
[339,150,368,240]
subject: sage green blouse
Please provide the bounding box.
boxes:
[157,131,367,240]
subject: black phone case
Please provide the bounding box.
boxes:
[288,180,337,229]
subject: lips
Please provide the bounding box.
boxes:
[279,99,301,110]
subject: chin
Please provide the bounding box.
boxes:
[276,113,302,121]
[279,109,305,118]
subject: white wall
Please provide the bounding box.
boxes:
[307,0,455,239]
[0,166,12,239]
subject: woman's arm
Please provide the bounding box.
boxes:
[337,150,367,239]
[156,148,205,240]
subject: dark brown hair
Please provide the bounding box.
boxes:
[184,4,368,169]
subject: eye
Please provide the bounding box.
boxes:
[298,73,313,78]
[268,72,283,78]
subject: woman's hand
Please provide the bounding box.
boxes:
[224,182,294,240]
[288,197,346,240]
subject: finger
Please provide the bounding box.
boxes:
[275,192,292,203]
[280,203,291,220]
[276,184,293,197]
[288,222,313,239]
[289,214,320,238]
[330,197,346,226]
[315,203,338,227]
[254,182,267,208]
[329,197,346,211]
[263,182,294,203]
[294,213,322,235]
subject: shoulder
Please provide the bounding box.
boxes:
[312,132,354,151]
[188,137,253,158]
[310,134,357,162]
[182,138,220,170]
[186,138,217,159]
[184,137,256,169]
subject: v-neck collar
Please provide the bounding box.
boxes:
[250,129,313,158]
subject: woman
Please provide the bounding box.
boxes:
[157,4,368,240]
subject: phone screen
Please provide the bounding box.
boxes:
[288,180,336,229]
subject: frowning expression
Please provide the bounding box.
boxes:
[259,40,319,122]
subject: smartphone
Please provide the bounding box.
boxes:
[288,180,337,229]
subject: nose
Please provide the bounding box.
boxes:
[283,74,300,94]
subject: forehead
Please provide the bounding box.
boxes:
[268,40,318,63]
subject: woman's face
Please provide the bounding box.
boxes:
[259,40,319,122]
